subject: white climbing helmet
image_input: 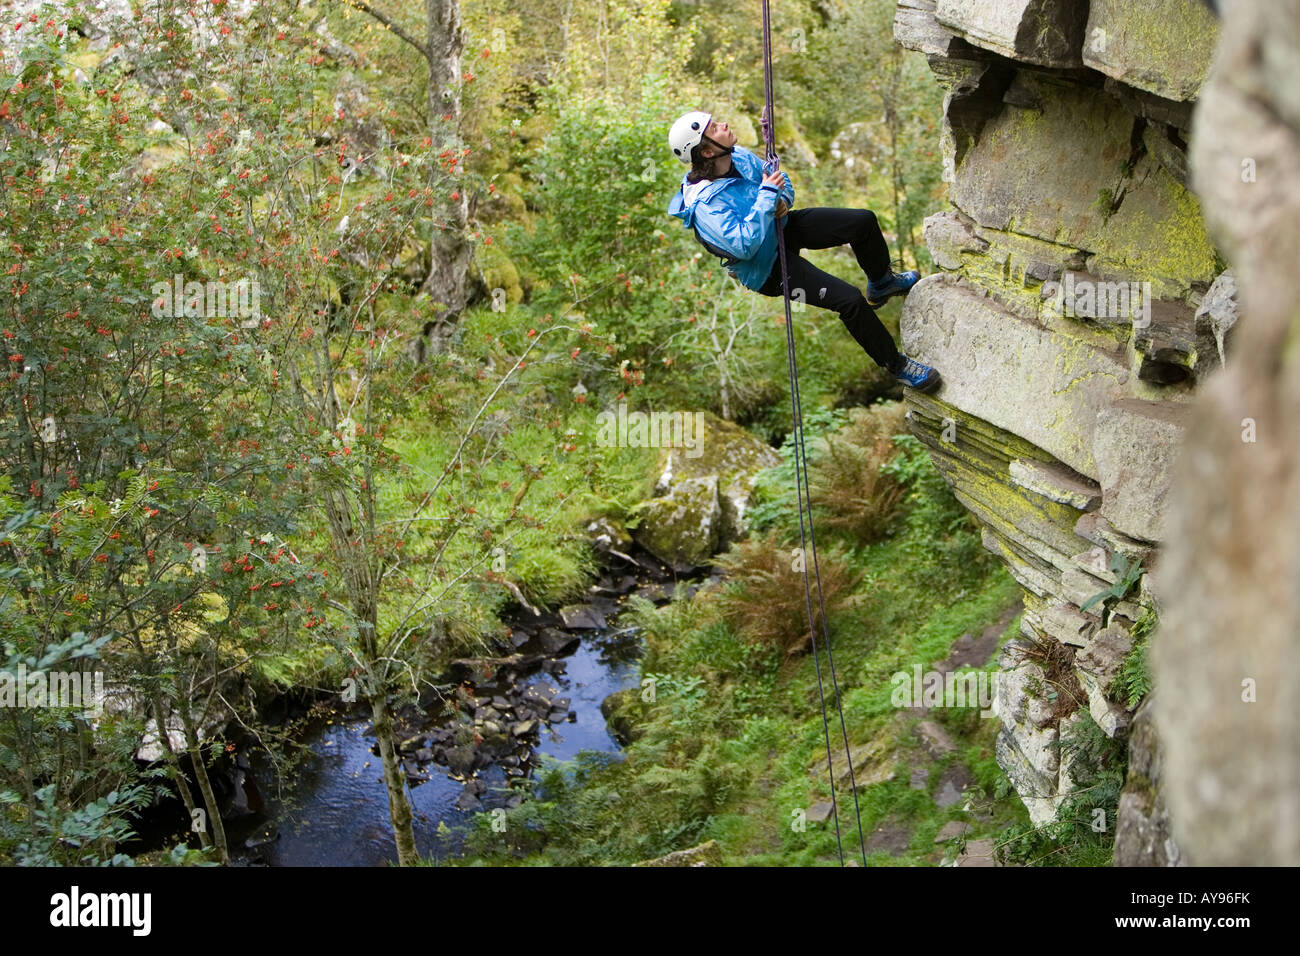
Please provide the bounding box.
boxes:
[669,110,713,164]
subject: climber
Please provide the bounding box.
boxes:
[665,111,941,393]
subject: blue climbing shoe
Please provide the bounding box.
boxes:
[866,269,921,307]
[890,353,941,393]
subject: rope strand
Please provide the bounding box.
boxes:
[760,0,868,867]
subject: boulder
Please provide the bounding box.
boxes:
[636,840,724,867]
[600,686,646,745]
[808,730,897,789]
[954,837,997,866]
[630,476,720,569]
[1092,399,1189,543]
[243,823,280,851]
[537,627,579,655]
[916,720,957,757]
[806,801,835,825]
[585,516,634,557]
[934,820,971,843]
[558,605,606,630]
[629,412,779,568]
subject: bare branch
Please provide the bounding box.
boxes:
[341,0,430,61]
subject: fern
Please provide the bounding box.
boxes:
[1109,606,1156,709]
[805,402,909,542]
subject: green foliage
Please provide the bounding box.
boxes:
[1080,554,1144,613]
[0,0,449,861]
[507,77,687,344]
[0,635,157,865]
[711,531,862,659]
[784,0,945,266]
[0,783,155,867]
[2,0,964,865]
[1111,606,1157,709]
[748,405,851,533]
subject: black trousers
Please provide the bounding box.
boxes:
[756,207,900,369]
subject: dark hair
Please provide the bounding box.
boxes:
[686,139,729,184]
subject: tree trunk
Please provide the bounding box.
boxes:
[302,283,420,864]
[357,590,419,866]
[177,702,230,865]
[145,690,209,852]
[424,0,473,319]
[370,688,419,866]
[121,606,211,856]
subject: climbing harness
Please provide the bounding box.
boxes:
[760,0,868,867]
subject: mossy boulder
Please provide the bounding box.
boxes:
[637,840,724,867]
[469,241,523,306]
[600,686,648,746]
[487,170,528,221]
[627,412,780,568]
[631,476,720,569]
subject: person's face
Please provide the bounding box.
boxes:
[701,117,737,155]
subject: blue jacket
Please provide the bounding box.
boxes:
[665,143,793,291]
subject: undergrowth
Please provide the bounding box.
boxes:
[455,416,1026,867]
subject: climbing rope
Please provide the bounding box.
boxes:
[759,0,868,867]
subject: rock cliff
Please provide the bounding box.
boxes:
[893,0,1237,860]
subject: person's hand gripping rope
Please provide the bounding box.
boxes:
[762,168,789,219]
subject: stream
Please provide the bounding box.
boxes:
[206,549,710,866]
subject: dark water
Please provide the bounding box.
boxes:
[232,628,643,866]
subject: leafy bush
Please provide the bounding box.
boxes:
[1080,554,1144,616]
[1,783,155,868]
